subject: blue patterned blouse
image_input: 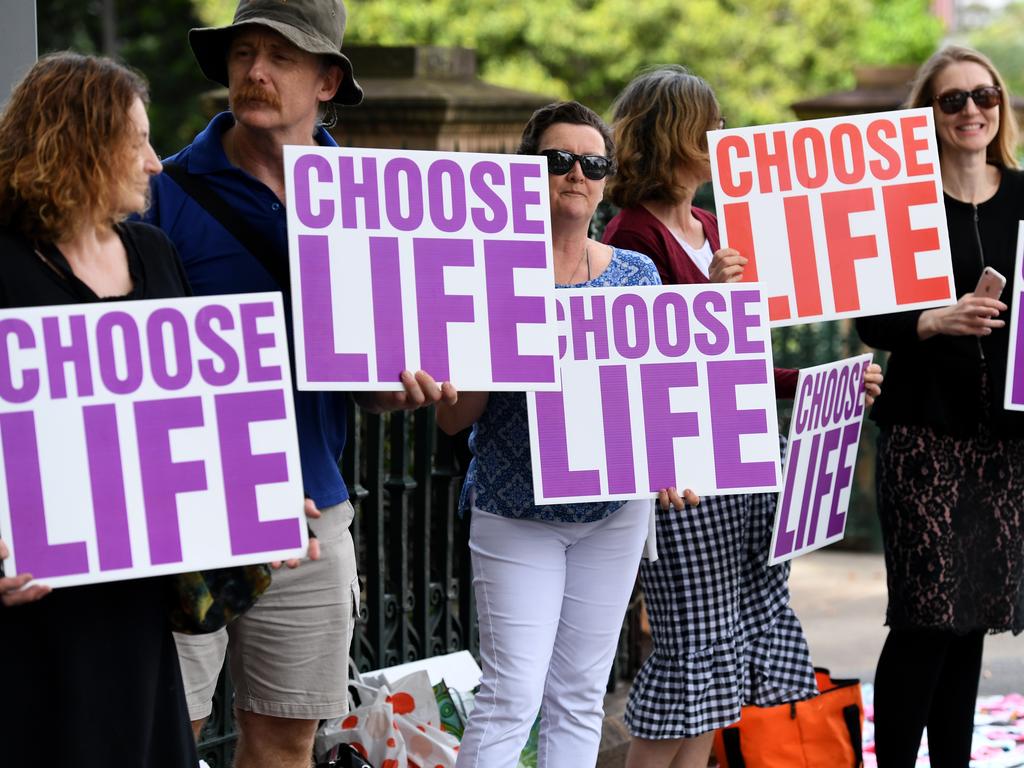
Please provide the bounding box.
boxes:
[460,247,661,523]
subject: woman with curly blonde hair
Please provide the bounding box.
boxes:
[0,52,196,767]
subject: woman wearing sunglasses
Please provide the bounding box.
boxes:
[437,100,697,768]
[856,45,1024,767]
[602,66,884,768]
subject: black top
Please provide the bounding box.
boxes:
[0,221,197,767]
[0,220,191,307]
[856,167,1024,438]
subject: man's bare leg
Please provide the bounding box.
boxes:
[234,709,318,768]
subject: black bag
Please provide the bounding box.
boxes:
[316,743,375,768]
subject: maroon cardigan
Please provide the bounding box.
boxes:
[603,204,798,399]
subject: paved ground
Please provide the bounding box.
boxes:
[788,549,1024,695]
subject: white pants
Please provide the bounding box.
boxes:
[456,499,652,768]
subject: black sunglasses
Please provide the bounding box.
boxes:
[934,86,1002,114]
[540,149,612,180]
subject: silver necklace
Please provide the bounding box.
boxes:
[560,245,591,284]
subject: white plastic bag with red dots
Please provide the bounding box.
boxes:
[316,669,460,768]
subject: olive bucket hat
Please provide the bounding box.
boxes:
[188,0,363,105]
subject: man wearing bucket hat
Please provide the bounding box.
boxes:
[146,1,456,765]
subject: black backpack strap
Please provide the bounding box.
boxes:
[161,161,291,293]
[842,703,863,767]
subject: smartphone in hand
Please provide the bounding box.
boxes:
[975,266,1007,300]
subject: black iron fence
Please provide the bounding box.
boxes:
[196,403,478,766]
[344,405,478,672]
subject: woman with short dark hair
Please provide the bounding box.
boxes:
[0,52,196,767]
[438,100,697,768]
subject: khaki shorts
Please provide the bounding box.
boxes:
[174,500,358,720]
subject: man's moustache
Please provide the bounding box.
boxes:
[233,88,281,108]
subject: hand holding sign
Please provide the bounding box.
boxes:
[0,538,51,606]
[708,248,748,284]
[271,498,323,570]
[864,363,883,407]
[356,369,459,414]
[657,487,701,511]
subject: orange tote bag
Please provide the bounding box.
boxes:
[712,668,864,768]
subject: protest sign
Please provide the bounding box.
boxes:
[527,284,781,503]
[768,354,873,565]
[1004,222,1024,411]
[284,146,560,391]
[709,109,955,327]
[0,294,306,589]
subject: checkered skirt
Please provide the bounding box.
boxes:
[624,484,818,739]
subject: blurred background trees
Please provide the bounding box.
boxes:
[968,2,1024,99]
[341,0,941,127]
[41,1,1024,156]
[36,0,948,154]
[37,0,211,153]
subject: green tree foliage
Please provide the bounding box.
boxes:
[37,0,213,155]
[344,0,941,127]
[857,0,944,67]
[31,0,942,153]
[194,0,237,26]
[969,2,1024,100]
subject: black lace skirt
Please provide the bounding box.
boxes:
[876,384,1024,634]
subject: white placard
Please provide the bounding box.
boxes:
[769,354,872,565]
[709,109,955,327]
[285,145,561,391]
[1004,222,1024,410]
[528,284,781,503]
[0,293,306,588]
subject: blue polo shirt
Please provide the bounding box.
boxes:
[145,111,349,508]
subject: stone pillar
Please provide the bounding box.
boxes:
[331,46,554,152]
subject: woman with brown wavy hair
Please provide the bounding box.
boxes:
[603,65,881,768]
[0,52,196,766]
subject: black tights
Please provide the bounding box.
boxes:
[873,627,985,768]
